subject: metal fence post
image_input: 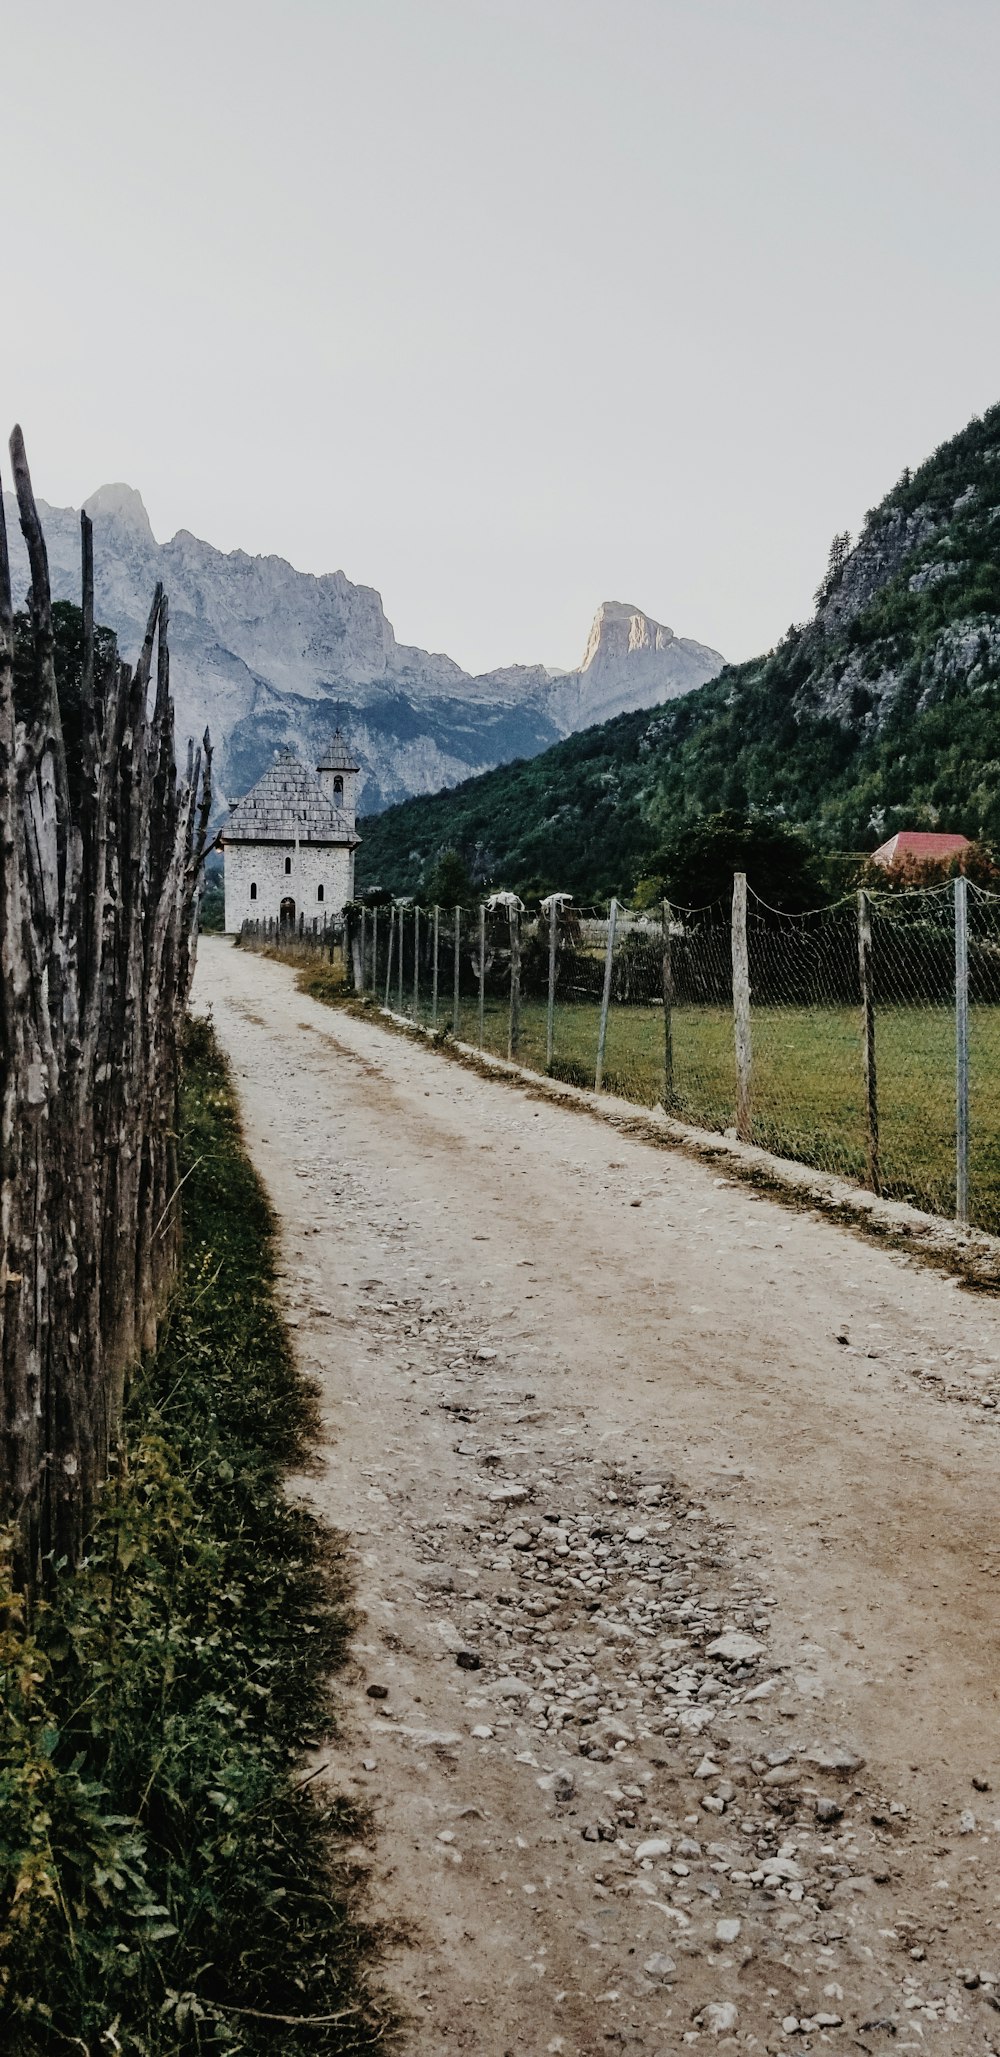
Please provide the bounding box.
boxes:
[453,906,461,1037]
[478,903,486,1048]
[662,898,675,1109]
[595,898,618,1092]
[508,905,521,1059]
[432,905,440,1028]
[731,873,752,1143]
[384,906,395,1008]
[857,889,880,1194]
[413,906,420,1021]
[955,874,970,1224]
[546,897,557,1072]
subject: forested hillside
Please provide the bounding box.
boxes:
[357,402,1000,902]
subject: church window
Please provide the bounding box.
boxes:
[317,883,325,902]
[250,881,257,901]
[284,855,292,874]
[333,775,344,801]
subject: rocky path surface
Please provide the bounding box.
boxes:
[194,938,1000,2055]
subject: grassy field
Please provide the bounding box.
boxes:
[401,990,1000,1233]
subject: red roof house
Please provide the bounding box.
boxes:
[871,831,971,870]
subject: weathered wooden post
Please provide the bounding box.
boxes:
[397,903,404,1014]
[595,898,618,1092]
[372,905,378,996]
[662,898,675,1109]
[731,872,752,1143]
[453,905,461,1037]
[478,902,486,1048]
[413,905,420,1020]
[546,896,558,1072]
[508,904,521,1059]
[955,874,970,1224]
[384,906,395,1007]
[432,905,440,1027]
[359,905,367,990]
[857,889,880,1194]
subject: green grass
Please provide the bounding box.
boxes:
[406,992,1000,1232]
[0,1018,394,2055]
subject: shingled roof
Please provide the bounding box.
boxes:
[224,751,359,845]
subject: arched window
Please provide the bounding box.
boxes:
[284,855,292,875]
[317,883,325,902]
[250,881,257,901]
[333,775,344,802]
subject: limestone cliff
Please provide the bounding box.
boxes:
[2,487,723,811]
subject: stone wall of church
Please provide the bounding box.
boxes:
[223,841,355,932]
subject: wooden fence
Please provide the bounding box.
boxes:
[0,428,212,1592]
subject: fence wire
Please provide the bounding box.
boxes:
[243,877,1000,1237]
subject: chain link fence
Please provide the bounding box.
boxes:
[341,880,1000,1235]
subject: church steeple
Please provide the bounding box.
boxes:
[317,727,360,828]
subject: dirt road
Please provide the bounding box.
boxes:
[195,937,1000,2054]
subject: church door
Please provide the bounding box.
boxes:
[279,896,296,932]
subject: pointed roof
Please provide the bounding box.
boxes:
[317,726,360,773]
[225,749,359,845]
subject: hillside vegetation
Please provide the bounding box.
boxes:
[356,402,1000,902]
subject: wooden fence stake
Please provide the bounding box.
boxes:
[955,874,970,1224]
[384,907,394,1008]
[508,905,521,1059]
[453,906,461,1037]
[595,898,618,1092]
[546,897,557,1071]
[857,890,880,1194]
[731,873,752,1143]
[478,903,485,1048]
[413,906,420,1019]
[397,903,404,1013]
[432,905,439,1027]
[371,906,378,996]
[662,898,675,1109]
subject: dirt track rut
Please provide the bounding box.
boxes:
[195,937,1000,2055]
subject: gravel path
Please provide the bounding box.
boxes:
[195,937,1000,2055]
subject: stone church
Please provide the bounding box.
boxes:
[221,731,361,933]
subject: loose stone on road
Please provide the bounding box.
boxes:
[196,937,1000,2054]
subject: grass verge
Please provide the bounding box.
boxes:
[0,1015,394,2055]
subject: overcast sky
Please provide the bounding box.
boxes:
[4,0,999,675]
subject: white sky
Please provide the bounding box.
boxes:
[4,0,999,675]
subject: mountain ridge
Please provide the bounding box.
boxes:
[2,488,724,812]
[355,399,1000,900]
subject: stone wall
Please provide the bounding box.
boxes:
[224,841,355,932]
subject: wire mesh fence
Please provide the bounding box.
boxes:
[342,878,1000,1236]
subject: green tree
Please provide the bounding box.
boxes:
[638,810,826,913]
[422,846,474,906]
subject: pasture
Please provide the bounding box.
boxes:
[444,994,1000,1231]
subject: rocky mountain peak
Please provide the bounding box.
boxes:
[580,600,678,680]
[3,486,724,813]
[82,482,156,542]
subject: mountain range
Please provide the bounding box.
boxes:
[356,400,1000,900]
[1,484,723,811]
